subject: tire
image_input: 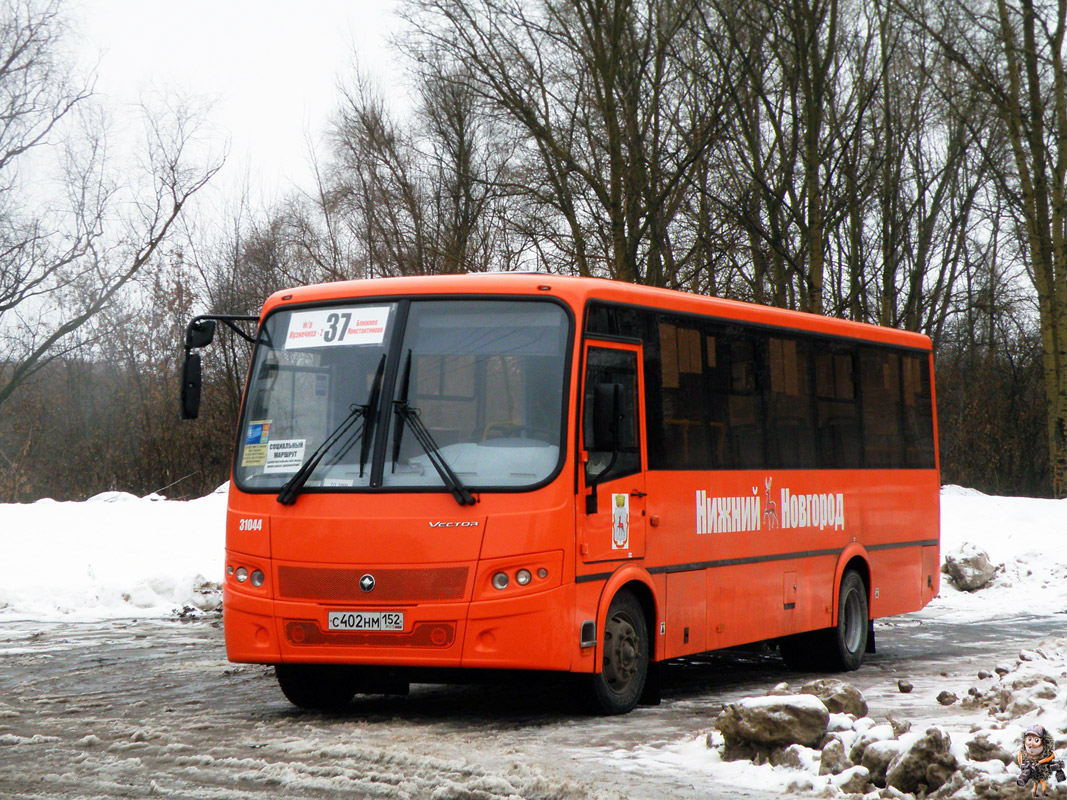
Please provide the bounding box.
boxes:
[827,569,868,671]
[590,590,649,715]
[275,664,359,711]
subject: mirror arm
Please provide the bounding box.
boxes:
[587,450,619,489]
[218,316,259,344]
[185,314,259,347]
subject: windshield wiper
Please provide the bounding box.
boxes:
[392,350,476,506]
[276,355,386,505]
[390,350,413,471]
[359,355,387,476]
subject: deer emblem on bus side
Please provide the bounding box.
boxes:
[763,477,779,529]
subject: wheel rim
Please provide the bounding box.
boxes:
[602,611,640,694]
[842,589,864,653]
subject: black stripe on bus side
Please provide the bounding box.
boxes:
[648,548,844,575]
[573,538,938,584]
[576,572,614,584]
[866,539,939,551]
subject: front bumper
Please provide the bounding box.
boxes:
[224,582,576,672]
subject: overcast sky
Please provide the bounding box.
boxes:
[75,0,404,201]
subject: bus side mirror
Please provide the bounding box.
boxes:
[180,352,203,420]
[592,383,622,451]
[185,319,216,349]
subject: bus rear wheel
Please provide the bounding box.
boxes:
[827,570,868,671]
[275,664,359,711]
[590,590,648,715]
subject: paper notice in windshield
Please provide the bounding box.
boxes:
[241,420,272,467]
[263,439,306,473]
[284,307,390,349]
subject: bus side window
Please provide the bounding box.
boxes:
[583,348,641,483]
[656,320,709,468]
[814,346,861,468]
[705,328,764,469]
[900,353,936,468]
[766,336,817,468]
[860,348,903,467]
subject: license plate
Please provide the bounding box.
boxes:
[327,611,404,632]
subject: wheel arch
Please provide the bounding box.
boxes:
[833,546,871,625]
[595,568,659,670]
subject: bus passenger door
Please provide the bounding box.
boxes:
[578,342,647,564]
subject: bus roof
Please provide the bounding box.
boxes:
[262,273,932,352]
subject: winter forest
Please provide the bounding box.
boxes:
[0,0,1065,502]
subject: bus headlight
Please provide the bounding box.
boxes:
[250,570,265,587]
[235,567,248,583]
[492,572,509,590]
[516,569,532,586]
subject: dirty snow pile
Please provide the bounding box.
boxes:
[612,648,1067,800]
[0,485,227,620]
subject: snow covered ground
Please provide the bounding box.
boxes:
[932,486,1067,624]
[1,484,1065,799]
[0,484,227,620]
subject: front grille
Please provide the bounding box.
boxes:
[277,565,468,602]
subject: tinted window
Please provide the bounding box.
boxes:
[583,347,641,483]
[860,348,903,467]
[814,345,861,468]
[766,336,817,468]
[706,327,764,469]
[586,301,935,472]
[901,353,936,468]
[654,319,709,468]
[856,348,937,469]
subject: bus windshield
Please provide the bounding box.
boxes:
[234,298,570,494]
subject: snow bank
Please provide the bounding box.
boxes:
[0,485,226,620]
[933,486,1067,622]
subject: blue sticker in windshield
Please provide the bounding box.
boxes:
[246,421,271,445]
[242,420,272,468]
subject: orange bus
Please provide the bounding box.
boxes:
[181,273,940,714]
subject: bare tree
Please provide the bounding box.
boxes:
[902,0,1067,496]
[0,0,223,412]
[706,0,884,313]
[861,0,1000,335]
[401,0,732,286]
[319,62,519,277]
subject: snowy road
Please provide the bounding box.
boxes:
[0,612,1063,800]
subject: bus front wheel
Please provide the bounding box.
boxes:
[275,664,358,711]
[590,590,648,715]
